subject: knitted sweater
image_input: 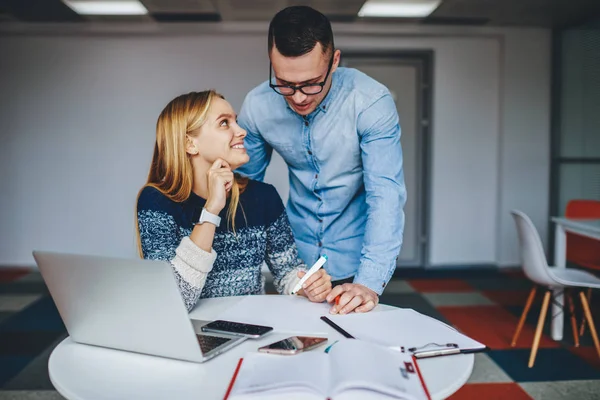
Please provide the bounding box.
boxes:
[136,180,305,311]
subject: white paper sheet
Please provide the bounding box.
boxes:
[328,308,485,352]
[216,295,333,335]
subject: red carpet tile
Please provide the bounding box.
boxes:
[569,346,600,371]
[438,305,560,350]
[482,290,539,307]
[448,383,532,400]
[407,279,473,293]
[0,269,30,282]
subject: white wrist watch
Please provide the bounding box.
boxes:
[198,208,221,227]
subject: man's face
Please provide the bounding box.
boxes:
[270,43,340,116]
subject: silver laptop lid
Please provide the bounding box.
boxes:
[33,251,209,363]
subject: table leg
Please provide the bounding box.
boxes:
[552,224,566,341]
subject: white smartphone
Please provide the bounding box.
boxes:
[258,336,328,355]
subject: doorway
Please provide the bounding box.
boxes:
[340,51,433,268]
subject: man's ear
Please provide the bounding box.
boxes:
[185,135,199,155]
[331,49,342,74]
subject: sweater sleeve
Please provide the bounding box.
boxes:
[263,185,305,294]
[137,187,217,311]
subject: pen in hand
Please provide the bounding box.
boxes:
[291,255,328,295]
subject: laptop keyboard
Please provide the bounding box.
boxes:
[196,334,232,354]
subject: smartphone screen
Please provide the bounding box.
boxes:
[259,336,328,354]
[201,320,273,338]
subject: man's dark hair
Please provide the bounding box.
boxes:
[268,6,334,58]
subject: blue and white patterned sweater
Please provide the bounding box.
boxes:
[137,180,306,311]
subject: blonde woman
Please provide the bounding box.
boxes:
[136,90,332,311]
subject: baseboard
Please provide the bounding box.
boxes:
[425,263,498,270]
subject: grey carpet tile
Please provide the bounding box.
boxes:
[467,353,513,384]
[0,392,65,400]
[520,380,600,400]
[0,295,43,313]
[423,292,495,307]
[383,280,415,295]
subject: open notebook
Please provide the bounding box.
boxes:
[225,339,430,400]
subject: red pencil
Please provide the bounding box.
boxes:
[223,358,244,400]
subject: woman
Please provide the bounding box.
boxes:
[136,90,332,311]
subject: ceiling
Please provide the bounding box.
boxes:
[0,0,599,28]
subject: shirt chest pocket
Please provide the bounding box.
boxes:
[315,118,361,167]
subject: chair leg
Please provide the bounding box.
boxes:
[529,290,551,368]
[512,286,537,347]
[580,291,600,360]
[566,291,580,347]
[579,288,592,337]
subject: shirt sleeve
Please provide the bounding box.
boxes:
[262,184,305,294]
[137,187,217,311]
[354,93,407,295]
[235,92,273,181]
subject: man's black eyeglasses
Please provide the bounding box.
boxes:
[269,55,334,96]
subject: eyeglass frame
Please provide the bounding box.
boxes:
[269,54,335,96]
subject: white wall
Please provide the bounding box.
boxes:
[497,30,551,266]
[0,23,550,267]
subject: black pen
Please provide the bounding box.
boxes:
[320,316,355,339]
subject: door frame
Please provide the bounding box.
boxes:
[339,50,434,268]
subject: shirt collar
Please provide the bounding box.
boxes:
[317,69,340,114]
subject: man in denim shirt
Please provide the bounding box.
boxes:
[237,6,406,314]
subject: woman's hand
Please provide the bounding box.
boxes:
[204,158,234,214]
[297,269,332,303]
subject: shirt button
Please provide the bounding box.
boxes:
[318,241,323,247]
[315,174,318,179]
[304,121,309,127]
[319,219,323,223]
[308,150,313,155]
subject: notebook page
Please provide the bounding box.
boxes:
[327,340,421,400]
[328,308,485,351]
[230,351,329,398]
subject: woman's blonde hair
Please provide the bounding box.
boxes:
[136,90,248,257]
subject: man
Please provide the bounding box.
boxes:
[237,6,406,314]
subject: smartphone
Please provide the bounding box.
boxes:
[258,336,328,355]
[200,320,273,339]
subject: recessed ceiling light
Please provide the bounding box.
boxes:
[62,0,149,16]
[358,0,442,18]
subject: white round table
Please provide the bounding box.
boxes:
[49,296,473,400]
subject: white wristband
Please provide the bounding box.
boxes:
[198,208,221,227]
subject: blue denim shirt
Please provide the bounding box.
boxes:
[237,67,406,295]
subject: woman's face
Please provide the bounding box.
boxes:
[188,97,249,170]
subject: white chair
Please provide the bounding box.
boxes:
[510,210,600,367]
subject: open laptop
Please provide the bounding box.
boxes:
[32,251,246,363]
